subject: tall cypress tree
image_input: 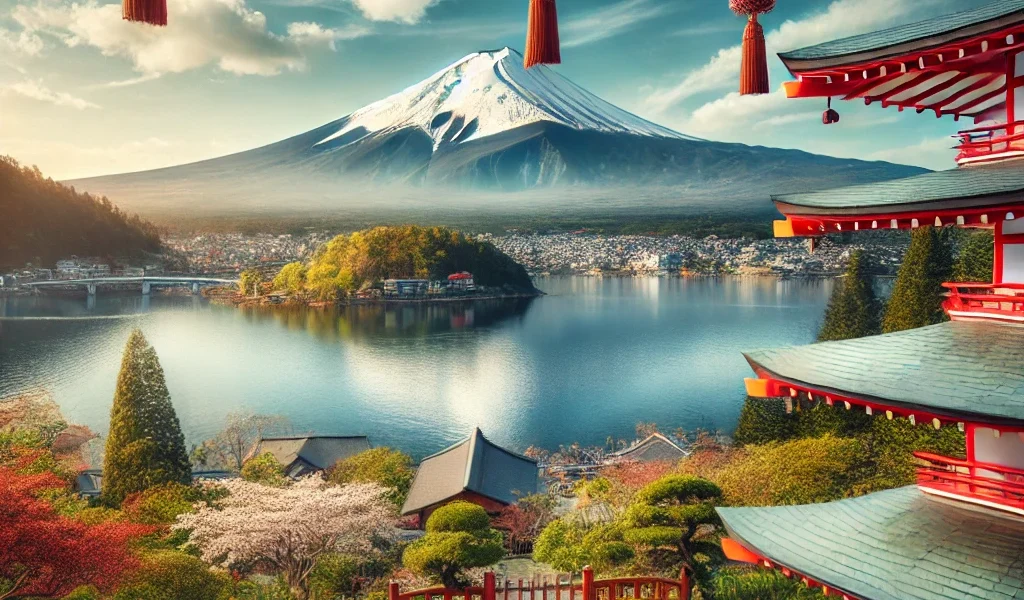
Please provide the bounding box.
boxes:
[103,329,190,505]
[817,250,881,342]
[953,230,995,283]
[882,227,953,333]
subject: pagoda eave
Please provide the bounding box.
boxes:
[742,363,1013,429]
[772,204,1023,238]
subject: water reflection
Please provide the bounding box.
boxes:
[0,277,832,459]
[239,297,536,343]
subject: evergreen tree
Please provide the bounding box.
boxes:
[882,227,953,333]
[733,398,794,446]
[103,329,190,505]
[953,230,995,283]
[817,250,882,342]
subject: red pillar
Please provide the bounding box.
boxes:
[679,569,690,600]
[582,567,594,600]
[485,572,496,600]
[389,581,400,600]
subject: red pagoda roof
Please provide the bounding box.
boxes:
[779,0,1024,121]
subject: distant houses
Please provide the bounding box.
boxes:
[383,272,477,298]
[246,435,372,478]
[401,428,540,526]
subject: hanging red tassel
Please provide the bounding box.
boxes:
[123,0,167,26]
[731,0,775,95]
[524,0,561,69]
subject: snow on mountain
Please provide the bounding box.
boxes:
[315,47,694,151]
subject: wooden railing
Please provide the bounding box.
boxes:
[942,282,1024,322]
[915,452,1024,513]
[956,121,1024,164]
[389,567,689,600]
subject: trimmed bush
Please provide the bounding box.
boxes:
[122,483,199,525]
[402,501,504,587]
[113,551,231,600]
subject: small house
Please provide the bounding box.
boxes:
[246,435,372,478]
[384,279,429,297]
[447,272,476,292]
[402,428,539,526]
[610,433,688,463]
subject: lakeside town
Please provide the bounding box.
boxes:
[0,230,910,289]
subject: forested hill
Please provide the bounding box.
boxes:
[0,156,162,270]
[304,226,536,296]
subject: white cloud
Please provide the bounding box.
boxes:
[3,79,99,110]
[645,0,950,112]
[680,88,795,136]
[12,0,367,78]
[869,136,956,170]
[0,28,44,56]
[562,0,674,49]
[347,0,439,24]
[287,22,371,50]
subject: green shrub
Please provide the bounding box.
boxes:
[241,453,287,486]
[857,417,965,493]
[328,447,414,507]
[714,436,865,506]
[122,483,199,525]
[308,553,360,599]
[733,398,794,446]
[713,566,823,600]
[533,518,590,573]
[114,551,231,600]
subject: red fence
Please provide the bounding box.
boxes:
[942,282,1024,322]
[389,567,689,600]
[915,451,1024,513]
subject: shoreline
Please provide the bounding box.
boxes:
[208,288,545,309]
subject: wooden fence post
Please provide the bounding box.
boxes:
[485,572,496,600]
[582,567,594,600]
[679,569,690,600]
[389,581,400,600]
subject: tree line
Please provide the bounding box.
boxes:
[0,156,161,270]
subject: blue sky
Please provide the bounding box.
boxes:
[0,0,995,178]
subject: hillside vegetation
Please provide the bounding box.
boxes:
[297,225,535,299]
[0,156,161,269]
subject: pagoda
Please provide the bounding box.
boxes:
[717,2,1024,599]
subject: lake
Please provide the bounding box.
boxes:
[0,276,834,459]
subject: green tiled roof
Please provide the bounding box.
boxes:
[744,321,1024,425]
[772,160,1024,216]
[719,486,1024,600]
[779,0,1024,65]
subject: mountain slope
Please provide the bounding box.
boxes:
[69,48,927,221]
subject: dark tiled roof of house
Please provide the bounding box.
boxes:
[401,428,539,516]
[611,433,688,463]
[772,161,1024,216]
[744,321,1024,425]
[779,0,1024,66]
[249,436,371,477]
[719,486,1024,600]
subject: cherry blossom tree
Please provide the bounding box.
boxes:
[174,477,394,600]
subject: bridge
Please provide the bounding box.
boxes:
[25,276,238,296]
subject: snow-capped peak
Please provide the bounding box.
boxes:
[316,47,696,150]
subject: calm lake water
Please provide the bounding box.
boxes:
[0,276,834,459]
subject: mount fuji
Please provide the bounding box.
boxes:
[70,48,925,222]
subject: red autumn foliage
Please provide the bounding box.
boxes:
[0,467,154,599]
[601,460,676,490]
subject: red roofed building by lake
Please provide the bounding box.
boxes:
[719,2,1024,599]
